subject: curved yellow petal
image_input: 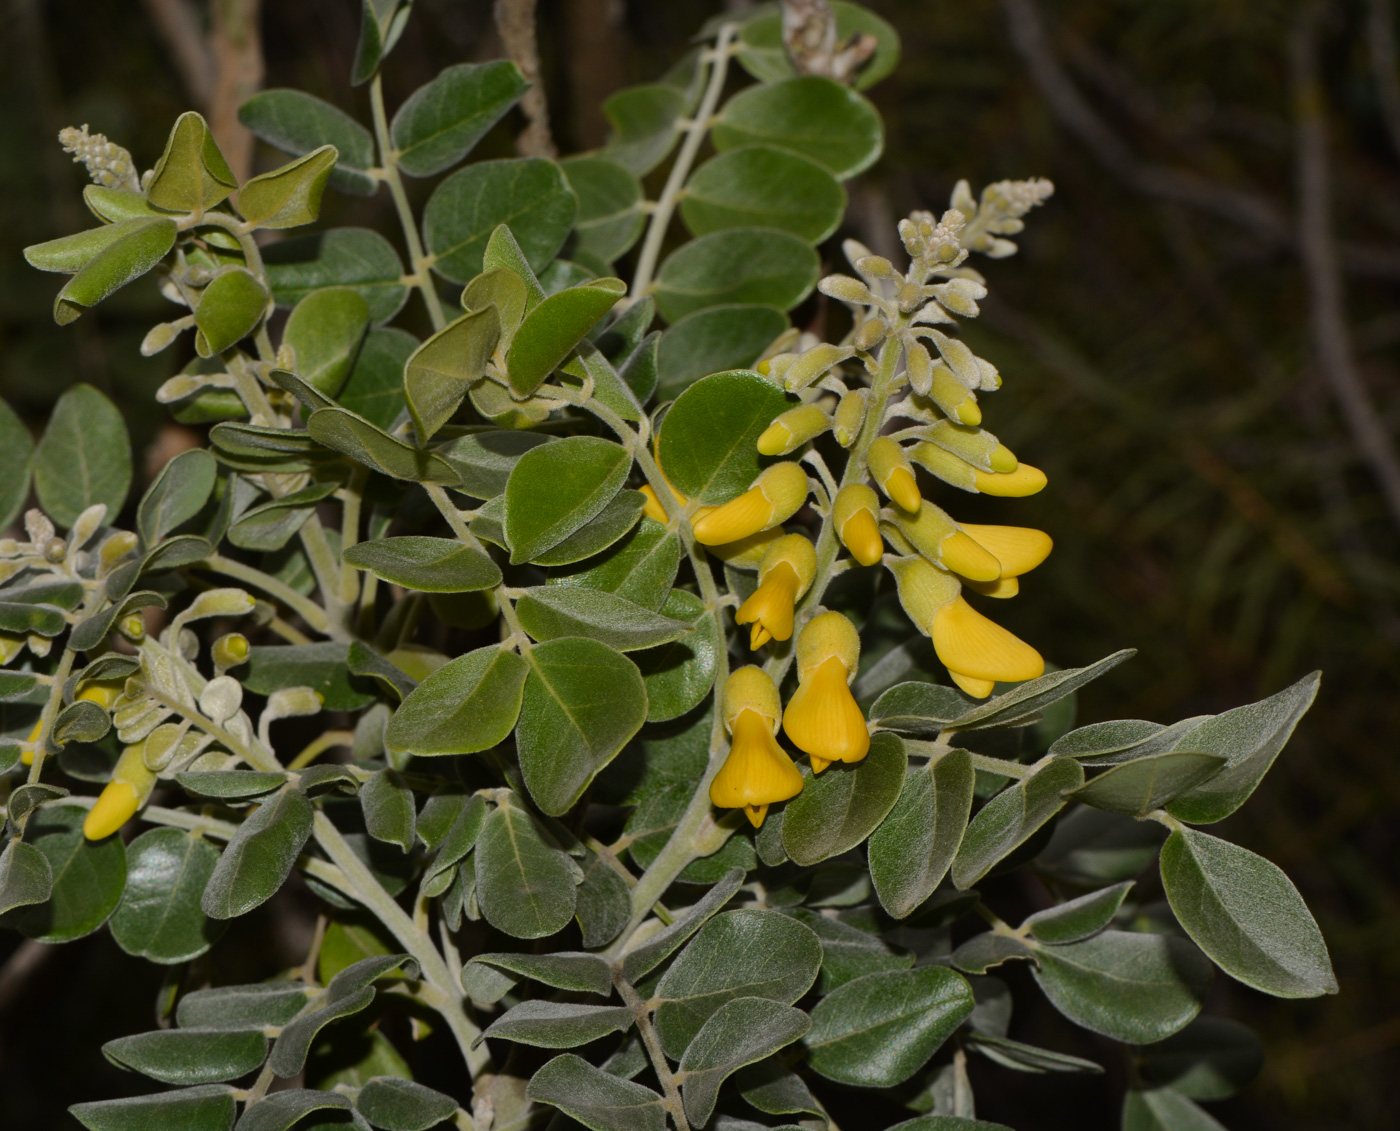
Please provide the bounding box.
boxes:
[692,487,773,545]
[639,484,669,523]
[83,780,140,840]
[840,508,884,567]
[972,463,1047,498]
[959,524,1053,577]
[709,710,805,823]
[932,596,1044,684]
[735,562,800,647]
[949,671,997,698]
[962,575,1019,599]
[782,656,870,766]
[885,466,922,512]
[940,531,1002,582]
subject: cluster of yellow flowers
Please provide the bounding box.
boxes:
[690,197,1058,826]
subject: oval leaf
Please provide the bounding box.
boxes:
[782,732,907,867]
[386,645,528,757]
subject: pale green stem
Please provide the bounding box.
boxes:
[24,646,76,788]
[287,729,355,772]
[196,553,332,634]
[614,973,690,1131]
[311,812,490,1076]
[371,74,447,332]
[628,24,737,302]
[298,514,352,641]
[339,467,368,606]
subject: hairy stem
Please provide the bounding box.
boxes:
[614,973,690,1131]
[196,553,332,634]
[629,24,737,302]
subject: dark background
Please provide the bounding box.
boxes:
[1,0,1396,1127]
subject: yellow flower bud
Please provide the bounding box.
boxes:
[691,462,809,546]
[83,739,156,840]
[909,442,1046,497]
[212,632,251,671]
[959,524,1053,578]
[782,344,856,392]
[886,555,961,634]
[99,530,139,568]
[711,667,803,827]
[784,612,869,771]
[932,596,1044,698]
[833,485,883,566]
[920,420,1018,473]
[736,535,817,649]
[640,474,688,524]
[757,404,831,456]
[928,363,982,426]
[76,679,124,710]
[20,716,43,766]
[118,613,146,642]
[868,437,921,512]
[886,503,1001,583]
[832,389,868,448]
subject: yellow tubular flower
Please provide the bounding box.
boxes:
[783,612,869,772]
[833,485,883,566]
[909,442,1047,497]
[932,596,1045,698]
[887,502,1001,583]
[886,555,961,634]
[692,462,809,546]
[757,404,831,457]
[868,436,921,512]
[736,535,817,648]
[711,667,804,827]
[959,524,1053,577]
[83,739,157,840]
[973,463,1046,497]
[920,420,1018,473]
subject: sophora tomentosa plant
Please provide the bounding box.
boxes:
[1,3,1336,1130]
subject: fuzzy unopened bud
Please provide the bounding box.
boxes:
[867,437,921,512]
[758,404,831,455]
[832,389,867,448]
[212,633,250,672]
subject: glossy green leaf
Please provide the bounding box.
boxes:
[657,369,792,504]
[283,286,370,397]
[951,756,1084,888]
[655,305,788,401]
[139,449,216,546]
[682,147,845,243]
[0,397,34,529]
[240,89,376,195]
[176,982,311,1031]
[504,435,630,563]
[308,406,460,483]
[805,967,974,1087]
[868,747,973,918]
[386,645,528,757]
[518,636,648,814]
[103,1028,267,1086]
[201,787,314,919]
[469,951,613,997]
[480,1000,634,1049]
[423,158,577,282]
[1032,930,1212,1043]
[1165,672,1321,824]
[392,60,529,176]
[713,76,883,179]
[516,586,688,651]
[1023,880,1135,944]
[360,769,416,851]
[1121,1089,1229,1131]
[69,1086,237,1131]
[110,827,224,963]
[33,383,131,527]
[654,909,822,1058]
[507,279,626,395]
[0,839,53,916]
[563,156,645,265]
[782,732,906,866]
[344,536,500,593]
[237,146,337,229]
[1073,752,1227,818]
[680,998,811,1127]
[356,1077,460,1131]
[531,489,646,567]
[653,228,820,323]
[474,797,578,938]
[1160,828,1337,997]
[147,111,236,212]
[405,307,501,442]
[2,805,125,942]
[735,1,901,91]
[549,517,680,611]
[527,1053,666,1131]
[264,228,408,323]
[601,84,687,175]
[194,268,268,357]
[946,651,1136,732]
[1137,1017,1264,1100]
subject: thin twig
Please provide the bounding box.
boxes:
[1292,9,1400,536]
[494,0,556,157]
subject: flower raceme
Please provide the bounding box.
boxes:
[783,611,870,772]
[736,534,817,649]
[710,667,804,827]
